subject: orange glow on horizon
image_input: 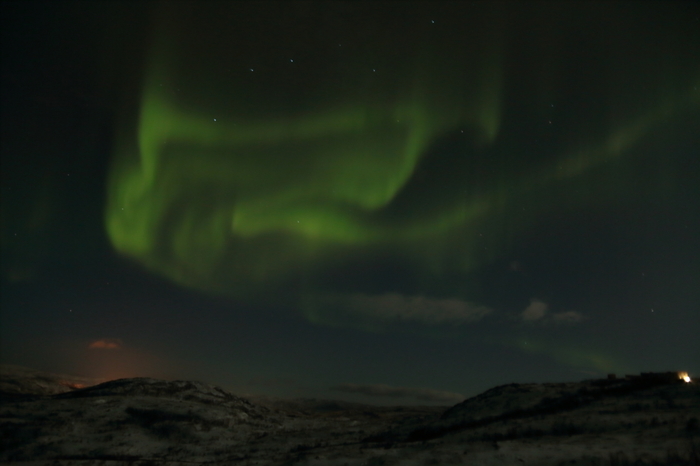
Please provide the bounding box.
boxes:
[52,337,178,387]
[60,381,86,389]
[75,343,175,383]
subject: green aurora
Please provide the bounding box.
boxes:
[106,4,505,299]
[104,3,698,345]
[1,1,698,389]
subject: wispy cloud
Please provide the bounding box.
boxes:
[330,383,465,404]
[522,299,548,321]
[88,338,123,350]
[308,292,492,328]
[520,299,585,325]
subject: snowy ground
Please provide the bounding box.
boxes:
[1,366,698,465]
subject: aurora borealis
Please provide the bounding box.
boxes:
[2,1,699,402]
[106,2,506,304]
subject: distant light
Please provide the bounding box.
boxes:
[684,375,691,383]
[679,371,691,383]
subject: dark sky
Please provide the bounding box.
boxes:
[1,1,699,405]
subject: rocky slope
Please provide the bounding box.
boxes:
[1,367,698,465]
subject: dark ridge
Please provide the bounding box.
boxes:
[409,376,693,442]
[52,377,265,414]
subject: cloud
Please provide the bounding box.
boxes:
[88,338,123,350]
[311,292,492,326]
[520,299,585,325]
[330,383,465,404]
[522,299,548,321]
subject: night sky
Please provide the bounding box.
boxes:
[1,1,699,405]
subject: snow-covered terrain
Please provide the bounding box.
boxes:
[0,365,102,396]
[1,366,698,465]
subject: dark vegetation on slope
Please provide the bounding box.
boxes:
[355,377,697,444]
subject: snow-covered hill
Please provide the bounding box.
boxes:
[0,365,101,397]
[1,366,698,465]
